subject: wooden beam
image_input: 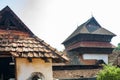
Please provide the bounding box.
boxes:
[0,54,12,57]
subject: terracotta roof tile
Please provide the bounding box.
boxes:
[0,34,65,59]
[0,6,68,62]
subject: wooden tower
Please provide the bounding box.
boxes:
[62,17,116,65]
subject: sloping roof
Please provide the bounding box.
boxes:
[0,33,57,58]
[0,6,67,61]
[0,6,34,36]
[63,17,116,44]
[66,41,115,51]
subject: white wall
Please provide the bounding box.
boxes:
[83,54,108,64]
[16,58,53,80]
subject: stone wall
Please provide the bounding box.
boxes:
[53,69,100,79]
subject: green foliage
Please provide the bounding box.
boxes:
[97,65,120,80]
[114,43,120,51]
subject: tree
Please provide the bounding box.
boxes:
[97,65,120,80]
[114,43,120,51]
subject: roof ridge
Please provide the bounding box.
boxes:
[0,6,34,36]
[62,17,94,44]
[62,17,115,44]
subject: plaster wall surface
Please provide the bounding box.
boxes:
[16,58,53,80]
[83,54,108,64]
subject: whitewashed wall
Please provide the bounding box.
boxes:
[16,58,53,80]
[83,54,108,64]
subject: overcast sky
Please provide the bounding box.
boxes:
[0,0,120,51]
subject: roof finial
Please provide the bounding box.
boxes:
[91,11,93,17]
[77,24,78,27]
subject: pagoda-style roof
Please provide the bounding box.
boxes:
[0,6,66,62]
[66,41,115,51]
[63,17,116,44]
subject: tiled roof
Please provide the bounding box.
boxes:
[66,41,115,51]
[0,30,62,59]
[0,6,67,61]
[0,34,57,58]
[63,17,116,44]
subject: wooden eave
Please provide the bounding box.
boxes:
[66,41,115,51]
